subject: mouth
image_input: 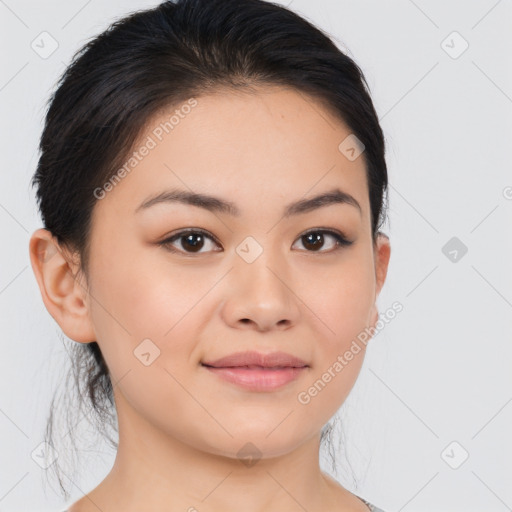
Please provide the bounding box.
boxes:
[201,351,309,392]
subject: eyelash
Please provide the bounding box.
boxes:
[157,227,353,255]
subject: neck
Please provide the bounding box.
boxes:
[76,392,353,512]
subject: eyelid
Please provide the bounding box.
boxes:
[159,227,221,245]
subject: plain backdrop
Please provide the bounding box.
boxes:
[1,1,511,511]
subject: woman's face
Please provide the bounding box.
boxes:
[67,86,389,459]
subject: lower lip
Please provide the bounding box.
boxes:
[202,365,307,391]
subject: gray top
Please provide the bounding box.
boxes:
[356,494,386,512]
[360,502,386,511]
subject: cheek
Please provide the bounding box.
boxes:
[293,264,373,418]
[86,247,223,389]
[291,250,375,397]
[295,252,376,344]
[85,260,204,435]
[88,237,198,337]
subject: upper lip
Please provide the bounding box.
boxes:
[202,351,309,368]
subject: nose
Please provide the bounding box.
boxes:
[220,250,301,332]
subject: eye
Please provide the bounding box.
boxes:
[158,228,353,256]
[158,229,221,255]
[292,229,353,253]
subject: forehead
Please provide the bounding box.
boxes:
[94,85,370,222]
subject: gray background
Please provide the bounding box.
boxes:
[1,0,511,511]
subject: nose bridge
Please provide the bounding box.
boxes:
[234,235,288,297]
[221,235,300,331]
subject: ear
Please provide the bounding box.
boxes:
[29,228,96,343]
[368,232,391,329]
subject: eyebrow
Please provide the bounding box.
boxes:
[135,187,362,217]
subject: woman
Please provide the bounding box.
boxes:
[29,0,391,510]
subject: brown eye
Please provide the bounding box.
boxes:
[158,229,221,254]
[293,229,353,253]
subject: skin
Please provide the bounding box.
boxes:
[29,86,390,512]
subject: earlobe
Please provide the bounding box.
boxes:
[29,228,96,343]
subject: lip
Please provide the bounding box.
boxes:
[204,366,308,391]
[201,351,309,392]
[202,350,309,368]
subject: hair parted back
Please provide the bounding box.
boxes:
[31,0,388,498]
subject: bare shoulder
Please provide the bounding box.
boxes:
[63,497,91,512]
[63,481,109,512]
